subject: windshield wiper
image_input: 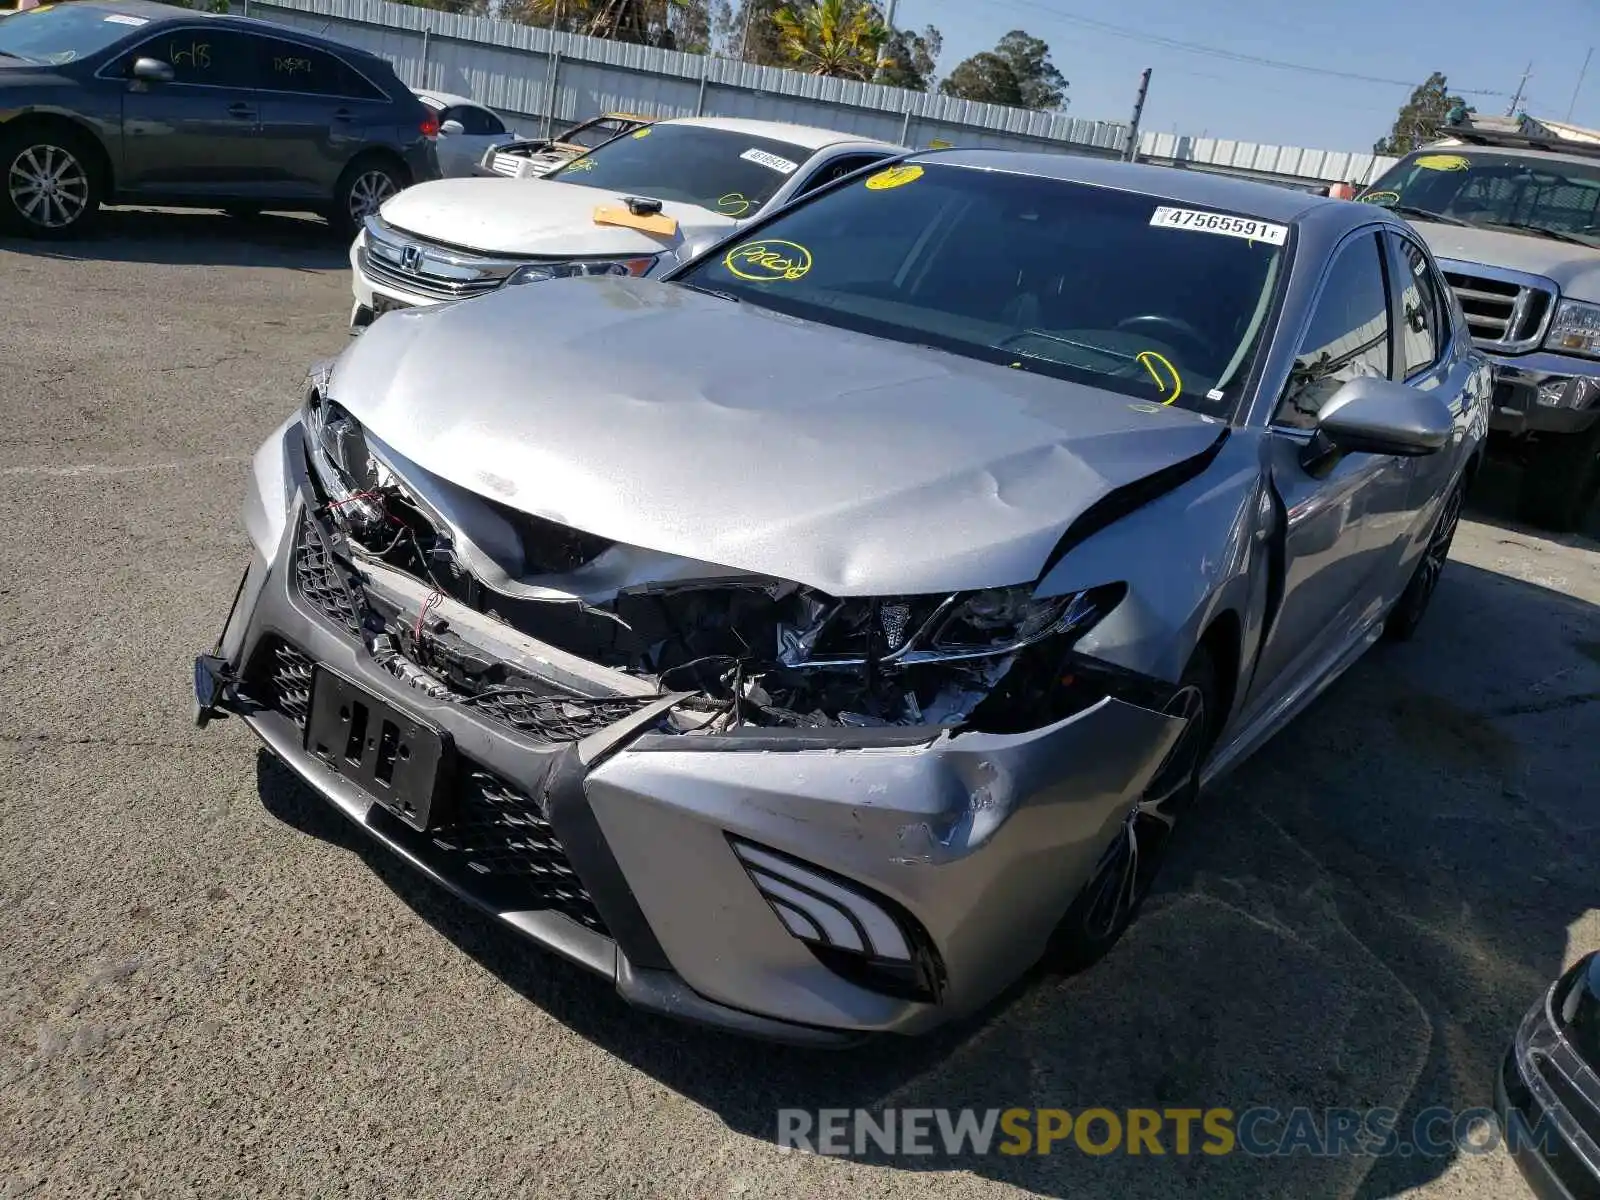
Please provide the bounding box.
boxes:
[1472,220,1595,246]
[1386,204,1471,227]
[0,51,37,62]
[675,281,741,303]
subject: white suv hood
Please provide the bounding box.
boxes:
[378,176,740,257]
[1411,220,1600,303]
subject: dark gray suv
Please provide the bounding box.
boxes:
[0,0,439,238]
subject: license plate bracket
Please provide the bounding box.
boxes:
[305,667,453,831]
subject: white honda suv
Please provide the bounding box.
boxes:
[348,116,903,332]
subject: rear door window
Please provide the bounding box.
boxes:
[151,28,258,88]
[254,36,385,99]
[1388,232,1446,379]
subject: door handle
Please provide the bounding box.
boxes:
[227,102,256,119]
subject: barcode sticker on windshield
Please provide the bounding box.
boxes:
[741,148,799,175]
[1150,206,1288,245]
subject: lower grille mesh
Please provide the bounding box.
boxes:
[249,638,609,935]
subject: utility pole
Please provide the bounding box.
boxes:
[738,1,755,61]
[874,0,899,84]
[1507,61,1533,116]
[1569,47,1594,122]
[1124,68,1152,162]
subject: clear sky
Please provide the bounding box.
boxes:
[896,0,1600,152]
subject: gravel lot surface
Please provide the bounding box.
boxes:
[1,209,1596,1200]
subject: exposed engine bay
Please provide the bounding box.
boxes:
[302,391,1129,736]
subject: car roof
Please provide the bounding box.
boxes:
[1423,141,1600,170]
[67,0,388,63]
[657,116,902,153]
[907,147,1402,235]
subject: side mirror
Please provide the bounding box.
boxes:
[439,119,465,137]
[1303,376,1453,469]
[130,57,174,83]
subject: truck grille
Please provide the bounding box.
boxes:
[490,152,524,178]
[1440,264,1556,352]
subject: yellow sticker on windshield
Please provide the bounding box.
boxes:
[1414,154,1470,171]
[1136,351,1183,406]
[717,192,752,217]
[866,164,924,190]
[565,157,597,172]
[724,239,812,282]
[1360,190,1400,205]
[632,127,652,139]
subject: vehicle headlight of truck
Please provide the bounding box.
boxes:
[504,255,661,286]
[1544,298,1600,359]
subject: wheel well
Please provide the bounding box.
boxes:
[340,147,410,191]
[1196,609,1242,739]
[3,114,113,193]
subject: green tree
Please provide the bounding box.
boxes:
[722,0,788,64]
[1374,72,1465,155]
[772,0,885,80]
[940,29,1066,110]
[877,23,941,91]
[502,0,684,45]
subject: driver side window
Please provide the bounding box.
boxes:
[1274,232,1393,431]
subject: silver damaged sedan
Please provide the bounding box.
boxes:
[195,150,1491,1044]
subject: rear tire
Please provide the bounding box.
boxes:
[0,124,103,239]
[1045,648,1218,973]
[1517,423,1600,532]
[328,155,406,240]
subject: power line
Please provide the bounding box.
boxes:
[988,0,1508,96]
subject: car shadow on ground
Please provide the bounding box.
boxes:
[256,544,1598,1198]
[0,206,348,271]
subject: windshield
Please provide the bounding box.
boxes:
[547,124,813,218]
[0,5,149,64]
[1361,150,1600,246]
[674,162,1287,415]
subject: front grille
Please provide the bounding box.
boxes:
[466,690,656,742]
[360,249,509,302]
[411,769,608,932]
[260,639,314,729]
[1535,1052,1600,1145]
[246,639,610,935]
[294,513,362,636]
[1442,269,1555,351]
[490,152,523,178]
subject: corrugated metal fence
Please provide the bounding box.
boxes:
[248,0,1398,187]
[249,0,1130,155]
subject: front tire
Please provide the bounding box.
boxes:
[1517,423,1600,533]
[328,155,405,240]
[1046,648,1218,973]
[1384,480,1463,642]
[0,126,102,239]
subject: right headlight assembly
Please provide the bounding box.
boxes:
[777,583,1127,670]
[503,255,661,286]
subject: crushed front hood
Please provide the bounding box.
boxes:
[331,278,1224,596]
[377,176,735,257]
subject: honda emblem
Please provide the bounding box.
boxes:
[400,244,424,272]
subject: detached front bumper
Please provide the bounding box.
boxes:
[1496,953,1600,1200]
[197,419,1187,1040]
[1484,349,1600,438]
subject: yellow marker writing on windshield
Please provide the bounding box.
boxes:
[1136,350,1182,405]
[1414,154,1470,171]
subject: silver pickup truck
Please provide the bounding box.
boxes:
[1359,115,1600,530]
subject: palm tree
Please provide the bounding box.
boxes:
[772,0,886,81]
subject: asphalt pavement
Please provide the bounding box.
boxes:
[1,208,1596,1200]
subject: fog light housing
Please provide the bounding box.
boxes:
[1537,380,1575,408]
[730,838,944,1002]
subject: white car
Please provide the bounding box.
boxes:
[348,117,905,331]
[414,90,519,178]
